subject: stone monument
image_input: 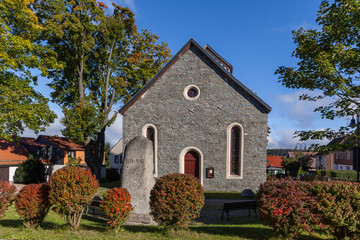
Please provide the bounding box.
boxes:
[121,136,155,224]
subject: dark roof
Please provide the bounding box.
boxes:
[204,44,233,73]
[119,38,271,114]
[20,137,48,147]
[38,135,84,150]
[327,136,346,146]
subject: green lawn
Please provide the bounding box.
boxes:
[0,205,332,240]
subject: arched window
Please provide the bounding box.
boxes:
[230,127,240,175]
[226,123,244,179]
[142,124,158,176]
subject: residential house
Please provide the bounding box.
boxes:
[266,156,284,175]
[120,38,271,192]
[316,137,355,170]
[109,139,123,174]
[0,139,29,182]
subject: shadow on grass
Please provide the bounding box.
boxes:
[0,219,23,228]
[190,224,275,239]
[80,214,107,232]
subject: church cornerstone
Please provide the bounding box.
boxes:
[121,136,156,225]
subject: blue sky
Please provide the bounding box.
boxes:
[28,0,347,149]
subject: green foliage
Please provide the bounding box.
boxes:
[33,0,171,178]
[66,157,81,167]
[14,155,45,184]
[100,187,132,231]
[15,183,51,229]
[150,173,205,230]
[282,152,314,176]
[0,0,58,140]
[49,166,99,230]
[258,180,317,239]
[315,170,357,180]
[106,168,120,182]
[0,180,16,218]
[275,0,360,153]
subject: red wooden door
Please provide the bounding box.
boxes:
[185,151,200,179]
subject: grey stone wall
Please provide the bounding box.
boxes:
[122,46,268,193]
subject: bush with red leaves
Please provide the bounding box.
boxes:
[150,173,204,229]
[49,166,99,230]
[100,187,132,231]
[0,180,16,218]
[15,183,51,229]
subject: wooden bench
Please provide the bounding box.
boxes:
[220,201,257,220]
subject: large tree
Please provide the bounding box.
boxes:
[0,0,58,140]
[275,0,360,153]
[35,0,171,177]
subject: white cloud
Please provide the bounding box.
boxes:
[105,114,123,147]
[23,110,64,138]
[268,128,328,150]
[275,90,333,128]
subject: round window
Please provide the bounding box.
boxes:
[187,88,198,98]
[183,85,200,101]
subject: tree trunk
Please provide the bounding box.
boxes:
[84,127,106,179]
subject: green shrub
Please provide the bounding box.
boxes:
[15,183,51,229]
[315,170,357,180]
[0,180,16,218]
[14,155,45,184]
[106,168,120,182]
[150,173,204,229]
[49,166,99,230]
[100,187,132,231]
[257,179,318,239]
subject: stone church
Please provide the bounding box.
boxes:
[120,38,271,192]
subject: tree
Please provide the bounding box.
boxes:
[35,1,171,177]
[0,0,58,140]
[275,0,360,153]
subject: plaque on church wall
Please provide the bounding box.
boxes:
[206,167,214,178]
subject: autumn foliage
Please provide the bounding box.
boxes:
[150,173,204,229]
[15,183,51,229]
[258,179,360,239]
[49,166,99,230]
[0,180,16,218]
[100,187,132,231]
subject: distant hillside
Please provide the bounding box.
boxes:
[267,149,293,157]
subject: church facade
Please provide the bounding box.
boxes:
[120,39,271,192]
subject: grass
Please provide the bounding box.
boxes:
[0,205,333,240]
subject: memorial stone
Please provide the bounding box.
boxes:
[121,136,155,224]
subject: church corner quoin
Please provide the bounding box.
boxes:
[120,38,271,192]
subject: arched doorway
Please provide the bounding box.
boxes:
[184,150,200,179]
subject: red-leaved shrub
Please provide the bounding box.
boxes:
[100,187,132,231]
[15,183,51,229]
[0,180,16,218]
[258,179,360,239]
[257,179,319,239]
[150,173,204,229]
[49,166,99,230]
[309,181,360,240]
